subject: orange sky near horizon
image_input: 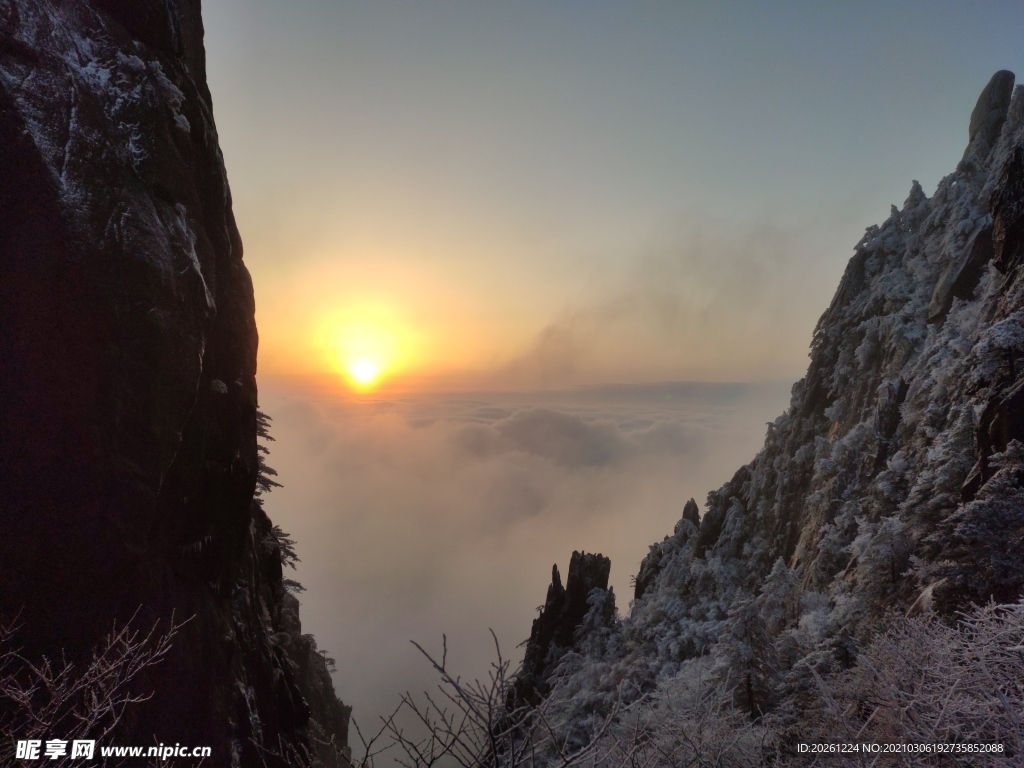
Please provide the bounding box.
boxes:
[254,257,506,391]
[252,251,807,394]
[250,216,852,393]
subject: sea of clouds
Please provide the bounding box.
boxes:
[257,378,792,744]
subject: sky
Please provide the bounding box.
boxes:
[204,0,1024,391]
[200,0,1024,756]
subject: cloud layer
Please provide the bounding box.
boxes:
[257,378,791,745]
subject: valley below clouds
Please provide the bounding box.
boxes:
[257,377,791,736]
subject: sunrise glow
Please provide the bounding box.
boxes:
[326,314,405,391]
[347,359,381,388]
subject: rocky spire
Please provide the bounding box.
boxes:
[963,69,1015,163]
[514,551,611,704]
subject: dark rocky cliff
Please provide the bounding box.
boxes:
[0,1,348,764]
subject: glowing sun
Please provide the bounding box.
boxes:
[329,318,403,391]
[347,358,382,388]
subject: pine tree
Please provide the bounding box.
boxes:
[716,596,778,718]
[254,411,302,592]
[757,558,800,637]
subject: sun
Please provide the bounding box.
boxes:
[325,316,404,391]
[347,358,382,388]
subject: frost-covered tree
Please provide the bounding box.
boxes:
[757,558,801,638]
[715,596,778,718]
[923,440,1024,608]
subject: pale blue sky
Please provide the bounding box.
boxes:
[203,1,1024,385]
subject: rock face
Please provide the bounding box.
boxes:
[281,594,353,768]
[515,552,613,704]
[521,72,1024,724]
[0,1,347,764]
[633,498,700,601]
[964,70,1016,163]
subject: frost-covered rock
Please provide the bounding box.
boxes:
[515,551,612,704]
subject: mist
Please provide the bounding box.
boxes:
[257,377,791,738]
[492,215,846,389]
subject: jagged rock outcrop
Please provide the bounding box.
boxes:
[634,498,700,601]
[0,1,347,764]
[515,552,613,704]
[518,71,1024,740]
[964,69,1015,165]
